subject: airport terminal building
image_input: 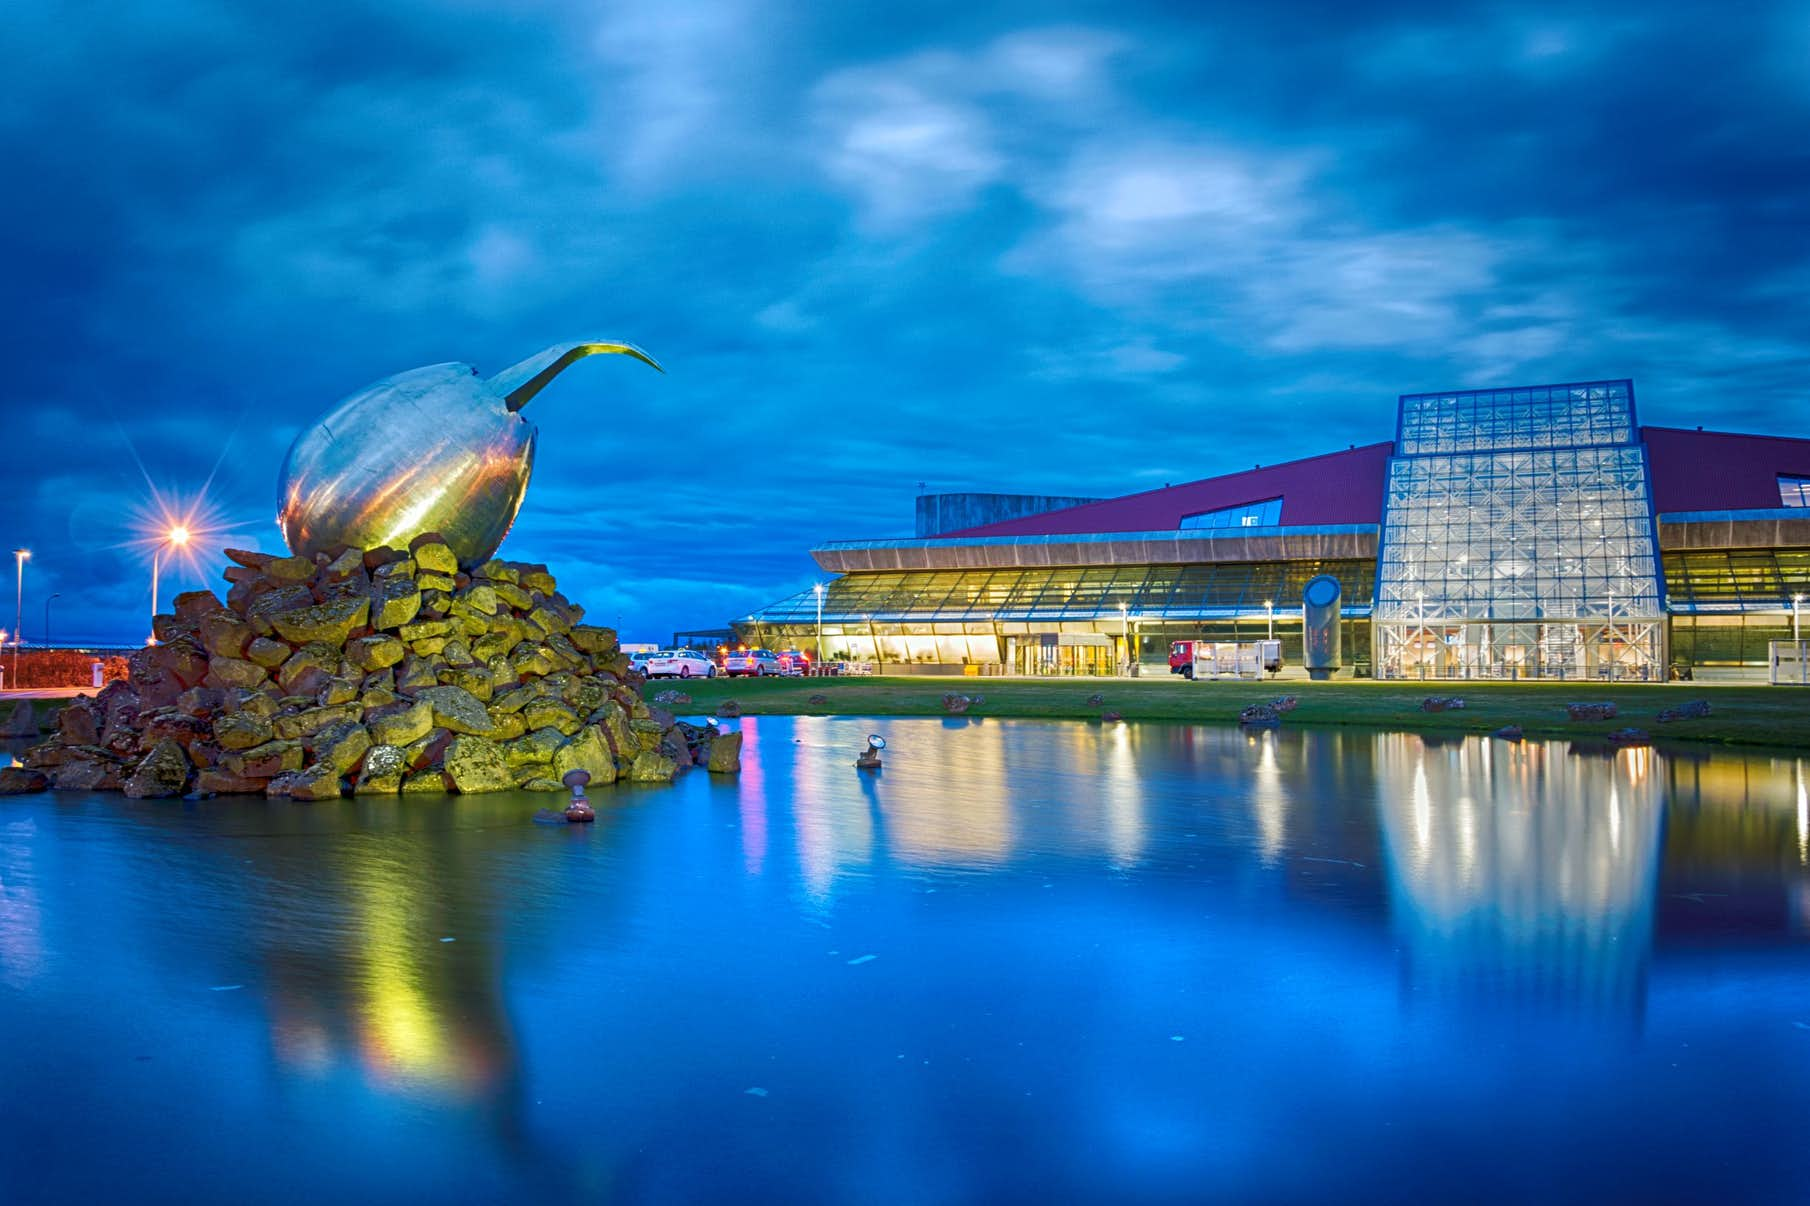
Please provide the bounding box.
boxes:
[743,380,1810,678]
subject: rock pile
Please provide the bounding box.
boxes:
[12,534,740,800]
[1656,699,1711,723]
[1566,701,1618,722]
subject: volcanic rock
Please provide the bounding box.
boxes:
[355,744,409,793]
[0,767,49,795]
[208,656,269,691]
[402,767,450,793]
[308,722,372,776]
[25,543,708,798]
[269,762,343,801]
[270,596,370,646]
[123,738,192,799]
[195,769,268,795]
[367,699,433,746]
[552,727,616,784]
[629,749,677,782]
[410,536,459,576]
[245,636,292,668]
[1,701,39,738]
[53,758,122,791]
[200,611,255,659]
[1238,703,1282,728]
[264,555,317,582]
[225,739,304,779]
[413,685,494,735]
[706,731,743,774]
[57,699,100,744]
[1566,702,1617,722]
[348,634,406,671]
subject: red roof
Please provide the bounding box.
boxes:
[1642,427,1810,512]
[943,442,1395,537]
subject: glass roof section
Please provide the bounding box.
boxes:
[1662,548,1810,612]
[752,560,1376,625]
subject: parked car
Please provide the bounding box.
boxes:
[628,651,656,675]
[644,648,716,679]
[776,648,811,676]
[721,648,783,677]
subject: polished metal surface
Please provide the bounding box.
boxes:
[278,342,661,567]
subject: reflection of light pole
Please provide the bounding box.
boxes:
[814,583,825,672]
[11,549,27,687]
[1415,590,1426,680]
[43,593,60,649]
[149,526,191,644]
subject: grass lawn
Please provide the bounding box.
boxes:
[639,674,1810,752]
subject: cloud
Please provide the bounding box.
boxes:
[811,69,1004,229]
[3,2,1809,645]
[808,26,1124,229]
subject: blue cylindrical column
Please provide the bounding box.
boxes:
[1303,574,1343,681]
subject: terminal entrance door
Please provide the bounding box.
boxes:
[1013,633,1115,676]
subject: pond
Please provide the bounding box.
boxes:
[0,717,1806,1204]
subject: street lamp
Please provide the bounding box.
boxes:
[1264,598,1274,642]
[1795,593,1804,643]
[149,525,191,644]
[11,549,27,687]
[1118,601,1129,676]
[814,583,825,673]
[43,592,60,649]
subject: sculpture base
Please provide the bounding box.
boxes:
[1306,668,1338,681]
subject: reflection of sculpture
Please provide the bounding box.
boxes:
[278,341,662,568]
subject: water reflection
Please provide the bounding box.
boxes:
[1376,736,1664,1021]
[2,721,1809,1203]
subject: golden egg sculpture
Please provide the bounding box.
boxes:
[277,341,661,567]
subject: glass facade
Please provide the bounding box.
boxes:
[1397,381,1636,455]
[1662,549,1810,611]
[1375,381,1665,680]
[1779,475,1810,508]
[744,561,1375,674]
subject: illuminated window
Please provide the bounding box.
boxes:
[1375,380,1664,679]
[1779,475,1810,507]
[1179,498,1282,530]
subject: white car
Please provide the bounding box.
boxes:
[644,648,717,679]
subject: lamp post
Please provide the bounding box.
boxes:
[1795,593,1804,643]
[1264,599,1274,642]
[814,583,825,674]
[149,526,191,644]
[1118,601,1129,676]
[43,593,60,650]
[11,549,27,687]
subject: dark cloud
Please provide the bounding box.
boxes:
[3,0,1807,644]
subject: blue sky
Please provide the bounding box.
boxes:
[4,0,1809,645]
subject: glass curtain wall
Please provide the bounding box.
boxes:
[1374,382,1665,680]
[1663,548,1810,667]
[744,560,1376,673]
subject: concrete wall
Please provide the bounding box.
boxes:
[915,493,1102,538]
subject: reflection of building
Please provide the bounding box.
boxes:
[742,380,1810,677]
[1375,736,1665,1020]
